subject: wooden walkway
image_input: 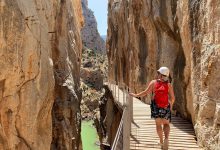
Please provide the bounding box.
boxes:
[108,83,201,150]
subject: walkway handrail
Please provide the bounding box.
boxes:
[107,80,133,150]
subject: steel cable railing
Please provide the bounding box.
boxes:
[111,109,125,150]
[107,79,132,150]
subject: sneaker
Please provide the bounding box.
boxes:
[163,138,169,150]
[157,141,163,149]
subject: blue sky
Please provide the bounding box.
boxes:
[88,0,108,36]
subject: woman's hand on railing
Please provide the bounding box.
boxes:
[129,93,136,97]
[140,98,145,103]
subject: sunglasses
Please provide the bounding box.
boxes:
[157,71,167,77]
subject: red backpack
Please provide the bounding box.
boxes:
[154,80,169,108]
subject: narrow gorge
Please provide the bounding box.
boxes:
[0,0,219,150]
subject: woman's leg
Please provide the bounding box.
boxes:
[162,119,170,150]
[162,119,170,139]
[155,118,163,144]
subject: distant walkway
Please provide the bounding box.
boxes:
[107,82,201,150]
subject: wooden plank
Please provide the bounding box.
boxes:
[130,137,197,142]
[130,145,200,150]
[130,143,199,148]
[130,139,198,144]
[131,134,197,138]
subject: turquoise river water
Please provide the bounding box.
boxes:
[81,120,100,150]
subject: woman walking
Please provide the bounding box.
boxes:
[129,67,175,150]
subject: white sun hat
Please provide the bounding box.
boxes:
[157,67,169,77]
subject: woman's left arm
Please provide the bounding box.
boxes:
[168,83,175,110]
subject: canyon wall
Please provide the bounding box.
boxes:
[81,0,106,53]
[107,0,220,149]
[0,0,83,149]
[51,0,83,149]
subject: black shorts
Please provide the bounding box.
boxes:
[150,100,171,121]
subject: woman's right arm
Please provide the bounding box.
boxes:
[129,80,155,98]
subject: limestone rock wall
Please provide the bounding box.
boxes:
[107,0,220,149]
[0,0,83,149]
[51,0,83,149]
[81,0,106,53]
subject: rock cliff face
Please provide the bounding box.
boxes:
[81,0,106,53]
[0,0,83,149]
[51,0,83,149]
[80,47,108,124]
[107,0,220,149]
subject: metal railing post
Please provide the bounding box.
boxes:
[112,80,114,97]
[115,81,117,100]
[129,87,133,121]
[123,84,125,106]
[114,81,117,101]
[118,83,119,101]
[123,89,131,150]
[111,80,113,91]
[130,95,133,121]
